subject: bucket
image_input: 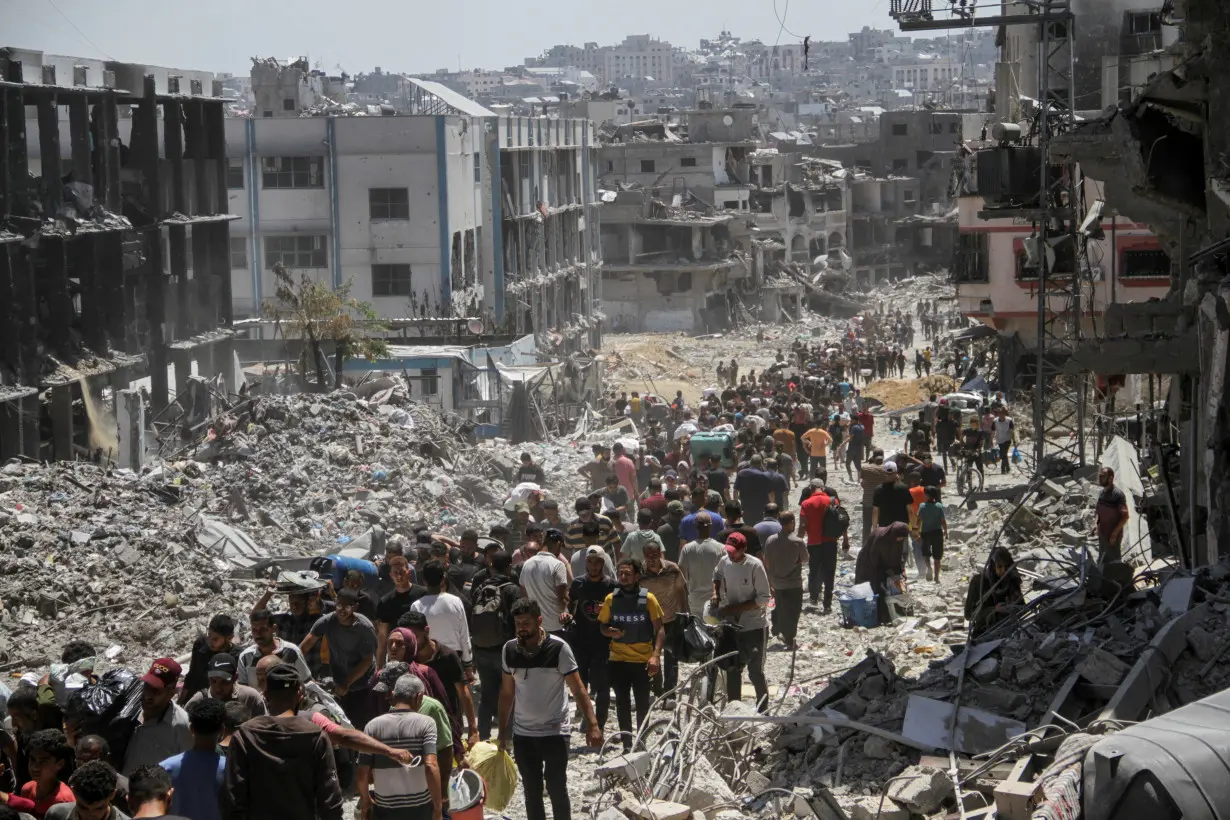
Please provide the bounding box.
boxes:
[838,595,878,628]
[449,769,486,820]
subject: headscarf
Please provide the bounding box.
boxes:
[854,522,909,584]
[387,628,451,707]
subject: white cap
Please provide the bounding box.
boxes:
[884,462,898,474]
[585,546,606,559]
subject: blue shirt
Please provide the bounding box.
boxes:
[838,382,852,397]
[680,511,725,544]
[918,501,946,533]
[161,750,225,820]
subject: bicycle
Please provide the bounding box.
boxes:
[954,447,985,495]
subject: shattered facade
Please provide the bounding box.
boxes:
[220,81,601,358]
[1,46,237,462]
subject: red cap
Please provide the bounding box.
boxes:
[725,532,747,555]
[140,658,182,690]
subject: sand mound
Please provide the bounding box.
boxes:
[861,374,958,410]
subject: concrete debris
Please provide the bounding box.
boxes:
[0,387,594,669]
[884,765,953,814]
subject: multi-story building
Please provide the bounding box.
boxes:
[893,61,962,92]
[603,35,675,86]
[459,70,505,97]
[3,47,236,462]
[223,78,602,359]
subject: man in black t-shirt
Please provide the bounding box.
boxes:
[561,547,616,731]
[376,548,427,666]
[917,454,946,492]
[516,452,546,486]
[871,464,913,528]
[705,455,731,503]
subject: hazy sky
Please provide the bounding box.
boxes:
[6,0,897,76]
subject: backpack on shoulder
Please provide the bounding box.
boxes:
[822,499,851,540]
[471,578,517,648]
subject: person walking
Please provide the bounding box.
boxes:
[639,542,689,696]
[762,513,808,649]
[597,559,665,752]
[678,513,727,617]
[467,550,520,742]
[917,486,948,583]
[357,675,441,820]
[711,533,772,712]
[497,599,602,820]
[1093,467,1129,564]
[297,588,378,730]
[799,486,848,615]
[562,547,615,737]
[992,407,1016,474]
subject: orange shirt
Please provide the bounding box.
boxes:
[801,427,833,458]
[908,485,926,531]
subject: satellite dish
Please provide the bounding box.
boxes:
[467,319,484,334]
[723,114,734,126]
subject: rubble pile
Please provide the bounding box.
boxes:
[0,383,593,669]
[861,375,959,410]
[740,469,1227,819]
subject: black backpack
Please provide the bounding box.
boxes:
[471,577,517,648]
[822,499,851,539]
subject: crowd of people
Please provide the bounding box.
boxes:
[0,302,1086,820]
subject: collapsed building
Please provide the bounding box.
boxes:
[0,47,238,464]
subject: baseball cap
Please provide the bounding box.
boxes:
[372,662,410,693]
[725,532,747,555]
[665,470,678,479]
[265,663,302,691]
[667,500,685,514]
[140,658,182,690]
[544,527,566,543]
[884,462,898,474]
[585,546,606,559]
[206,653,238,680]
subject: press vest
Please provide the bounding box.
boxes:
[608,587,653,646]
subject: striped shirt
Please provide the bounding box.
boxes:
[359,710,437,810]
[564,514,621,554]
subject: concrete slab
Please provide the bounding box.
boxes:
[902,694,1028,755]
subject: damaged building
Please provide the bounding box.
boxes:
[221,74,602,359]
[0,47,237,464]
[597,110,760,332]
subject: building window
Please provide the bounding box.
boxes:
[372,263,413,296]
[262,111,273,118]
[930,121,944,134]
[230,237,247,269]
[680,157,697,167]
[369,187,410,220]
[955,232,989,283]
[420,368,439,396]
[1128,11,1161,34]
[903,189,916,203]
[892,158,909,174]
[265,235,328,269]
[1120,248,1170,278]
[473,152,481,182]
[891,123,908,136]
[261,156,324,189]
[607,161,614,172]
[283,98,295,111]
[640,159,656,173]
[227,159,245,190]
[949,122,960,133]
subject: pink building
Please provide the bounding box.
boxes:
[953,187,1170,347]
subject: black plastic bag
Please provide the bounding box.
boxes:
[66,669,142,766]
[677,613,715,664]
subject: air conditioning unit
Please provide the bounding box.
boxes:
[975,146,1062,206]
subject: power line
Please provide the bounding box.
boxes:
[772,0,805,44]
[43,0,114,61]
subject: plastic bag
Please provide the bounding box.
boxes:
[468,741,518,812]
[65,669,142,765]
[1011,446,1023,464]
[677,613,714,664]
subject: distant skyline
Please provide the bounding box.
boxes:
[6,0,904,77]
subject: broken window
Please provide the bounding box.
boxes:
[680,157,697,167]
[230,237,247,269]
[903,189,916,204]
[930,120,944,135]
[372,263,413,296]
[723,200,739,210]
[641,160,656,173]
[370,187,410,220]
[1127,11,1161,34]
[892,158,909,174]
[265,235,327,269]
[420,368,439,396]
[917,150,934,167]
[955,232,989,283]
[227,159,245,190]
[283,98,296,111]
[262,156,324,189]
[1120,248,1170,279]
[949,122,960,134]
[891,123,908,136]
[787,186,805,218]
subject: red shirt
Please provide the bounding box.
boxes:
[800,492,832,545]
[613,455,638,497]
[858,410,874,435]
[10,780,74,817]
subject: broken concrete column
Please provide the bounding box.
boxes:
[183,376,214,432]
[216,338,242,395]
[170,348,194,396]
[50,384,74,462]
[115,388,145,471]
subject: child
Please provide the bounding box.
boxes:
[2,728,74,817]
[918,486,948,583]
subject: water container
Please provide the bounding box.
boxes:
[838,595,879,628]
[688,431,736,468]
[449,769,486,820]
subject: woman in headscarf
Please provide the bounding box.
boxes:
[386,627,450,707]
[965,546,1024,638]
[854,522,909,625]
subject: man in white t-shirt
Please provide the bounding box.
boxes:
[992,408,1015,474]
